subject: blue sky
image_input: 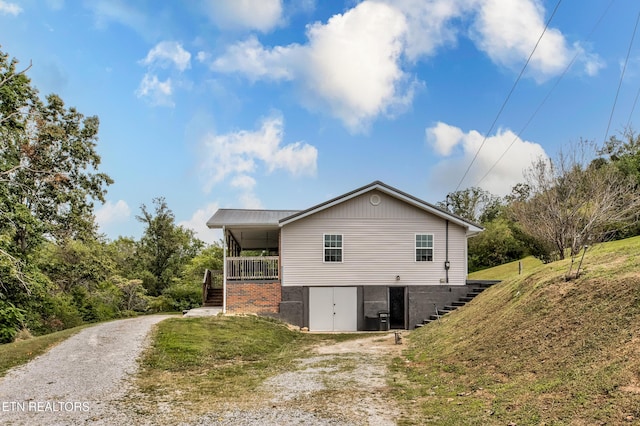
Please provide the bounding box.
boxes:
[1,0,638,244]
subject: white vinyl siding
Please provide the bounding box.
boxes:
[415,234,434,262]
[323,234,343,262]
[281,191,469,287]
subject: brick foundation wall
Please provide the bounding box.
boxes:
[226,281,281,314]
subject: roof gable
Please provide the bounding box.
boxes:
[279,181,483,234]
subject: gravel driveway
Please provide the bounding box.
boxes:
[193,333,405,426]
[0,316,404,425]
[0,315,171,426]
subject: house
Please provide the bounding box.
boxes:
[206,181,483,331]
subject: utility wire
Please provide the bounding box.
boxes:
[454,0,563,192]
[603,8,640,144]
[476,0,615,187]
[626,84,640,131]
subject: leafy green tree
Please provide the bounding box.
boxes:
[4,93,113,252]
[182,242,223,281]
[113,277,147,312]
[438,187,495,223]
[600,129,640,184]
[1,48,112,303]
[136,197,204,296]
[1,49,38,294]
[468,219,527,272]
[107,236,146,280]
[36,239,116,293]
[1,47,114,335]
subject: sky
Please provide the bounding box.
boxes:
[1,0,639,244]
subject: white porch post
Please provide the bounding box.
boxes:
[222,225,227,314]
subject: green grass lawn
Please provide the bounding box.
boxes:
[468,255,543,280]
[133,315,374,415]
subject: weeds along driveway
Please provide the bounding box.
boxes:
[0,315,172,426]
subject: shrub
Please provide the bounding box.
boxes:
[0,301,25,343]
[161,281,202,311]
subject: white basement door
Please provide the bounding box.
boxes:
[308,287,357,331]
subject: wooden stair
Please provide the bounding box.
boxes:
[204,288,223,307]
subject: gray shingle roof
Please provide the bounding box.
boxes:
[206,209,300,228]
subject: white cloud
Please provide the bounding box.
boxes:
[470,0,589,82]
[135,74,174,107]
[136,41,191,107]
[212,36,298,81]
[141,41,191,71]
[202,0,283,32]
[196,51,210,63]
[580,46,605,77]
[426,121,465,156]
[86,1,149,34]
[301,2,413,131]
[376,0,467,60]
[95,200,131,228]
[231,174,256,190]
[179,203,221,245]
[199,114,317,193]
[427,122,548,196]
[0,0,22,15]
[212,1,415,132]
[208,0,600,130]
[238,192,264,209]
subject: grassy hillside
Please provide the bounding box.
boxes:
[469,255,543,280]
[394,236,640,425]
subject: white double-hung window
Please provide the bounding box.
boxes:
[415,234,433,262]
[324,234,343,262]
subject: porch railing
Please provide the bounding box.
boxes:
[226,256,279,280]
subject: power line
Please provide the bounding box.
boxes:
[453,0,563,192]
[626,84,640,131]
[603,8,640,144]
[476,0,615,188]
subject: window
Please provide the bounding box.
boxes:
[324,234,343,262]
[416,234,433,262]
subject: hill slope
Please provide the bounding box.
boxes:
[395,236,640,425]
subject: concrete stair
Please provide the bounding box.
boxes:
[416,280,499,328]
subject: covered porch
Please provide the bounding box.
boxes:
[224,226,281,281]
[206,209,299,313]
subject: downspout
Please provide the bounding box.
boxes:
[445,220,450,284]
[222,225,227,314]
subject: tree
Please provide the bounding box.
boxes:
[113,277,147,312]
[1,49,38,293]
[1,47,113,335]
[438,187,496,223]
[36,239,116,293]
[468,219,527,272]
[600,129,640,185]
[1,49,112,258]
[511,140,640,260]
[136,197,204,296]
